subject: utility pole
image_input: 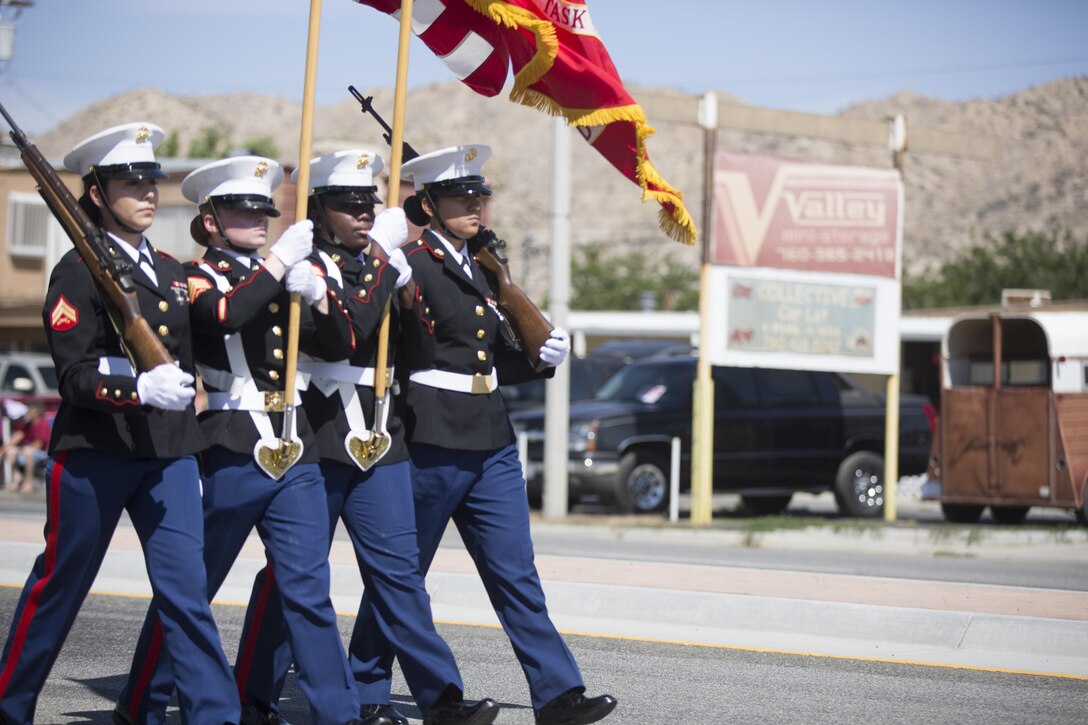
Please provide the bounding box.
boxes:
[542,117,572,520]
[0,1,33,65]
[690,92,717,526]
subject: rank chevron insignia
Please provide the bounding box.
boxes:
[49,295,79,331]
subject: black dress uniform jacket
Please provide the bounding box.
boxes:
[302,236,408,467]
[44,244,205,458]
[397,230,552,451]
[185,246,354,461]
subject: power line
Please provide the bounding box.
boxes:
[0,76,60,127]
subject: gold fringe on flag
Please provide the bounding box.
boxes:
[466,0,697,245]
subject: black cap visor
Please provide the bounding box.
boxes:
[208,193,281,218]
[316,186,382,207]
[423,175,491,198]
[86,162,167,181]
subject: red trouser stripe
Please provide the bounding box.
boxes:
[234,562,276,703]
[0,451,68,697]
[125,619,164,718]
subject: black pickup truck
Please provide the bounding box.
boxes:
[509,355,934,517]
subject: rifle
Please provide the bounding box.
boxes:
[0,101,173,371]
[348,86,420,162]
[349,88,554,368]
[465,228,554,369]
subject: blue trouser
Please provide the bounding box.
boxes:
[118,448,359,725]
[353,443,584,711]
[0,450,238,725]
[236,459,462,715]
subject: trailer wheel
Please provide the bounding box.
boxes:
[989,505,1029,525]
[834,451,884,518]
[941,503,984,523]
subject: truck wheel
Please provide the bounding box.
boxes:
[834,451,885,518]
[941,503,984,523]
[989,505,1029,525]
[615,450,669,514]
[741,494,792,516]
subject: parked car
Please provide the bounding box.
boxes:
[500,354,627,414]
[0,352,61,415]
[588,338,693,363]
[510,356,934,517]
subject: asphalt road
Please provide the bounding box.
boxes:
[3,588,1085,725]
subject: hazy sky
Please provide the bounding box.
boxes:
[2,0,1086,135]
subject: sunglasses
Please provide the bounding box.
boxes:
[324,199,376,216]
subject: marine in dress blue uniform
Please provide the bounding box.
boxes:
[0,123,239,725]
[353,146,618,725]
[112,157,380,725]
[232,149,498,725]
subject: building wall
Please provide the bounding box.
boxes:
[0,167,59,303]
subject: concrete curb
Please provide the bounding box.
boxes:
[3,541,1086,678]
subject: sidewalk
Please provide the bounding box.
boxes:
[1,507,1086,679]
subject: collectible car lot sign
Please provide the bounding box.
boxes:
[707,152,903,375]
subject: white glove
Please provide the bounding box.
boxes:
[269,219,314,267]
[538,327,571,367]
[137,363,195,411]
[367,207,408,254]
[387,248,412,289]
[285,261,327,305]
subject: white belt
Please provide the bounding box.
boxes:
[409,368,497,395]
[206,390,292,413]
[198,364,309,396]
[298,360,378,387]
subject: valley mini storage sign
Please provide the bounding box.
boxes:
[706,152,903,375]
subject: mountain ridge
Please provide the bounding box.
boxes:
[33,77,1088,299]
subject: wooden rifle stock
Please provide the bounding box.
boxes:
[468,228,553,369]
[1,103,173,371]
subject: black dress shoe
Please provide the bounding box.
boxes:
[423,697,500,725]
[350,716,396,725]
[535,689,618,725]
[361,703,409,725]
[111,704,136,725]
[241,702,293,725]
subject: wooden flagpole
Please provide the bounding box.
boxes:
[285,0,323,406]
[259,0,322,478]
[368,0,414,435]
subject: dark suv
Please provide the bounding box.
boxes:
[509,356,934,517]
[500,354,626,414]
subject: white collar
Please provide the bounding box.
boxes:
[216,246,263,269]
[432,231,466,266]
[108,232,152,262]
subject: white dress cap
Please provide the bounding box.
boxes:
[181,156,284,205]
[63,122,165,176]
[401,144,491,191]
[292,148,385,190]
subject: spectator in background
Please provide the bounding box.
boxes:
[6,402,52,492]
[1,399,30,490]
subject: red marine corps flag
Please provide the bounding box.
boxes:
[353,0,697,245]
